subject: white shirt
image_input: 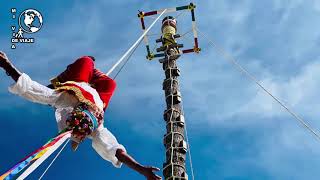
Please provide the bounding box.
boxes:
[8,73,126,168]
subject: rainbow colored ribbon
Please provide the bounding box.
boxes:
[0,131,71,180]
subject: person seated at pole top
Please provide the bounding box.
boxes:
[0,51,162,180]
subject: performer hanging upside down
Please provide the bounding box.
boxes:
[0,51,161,180]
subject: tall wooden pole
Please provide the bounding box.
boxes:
[158,16,188,180]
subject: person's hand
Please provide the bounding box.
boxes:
[0,51,8,60]
[0,51,21,81]
[0,51,10,67]
[141,166,162,180]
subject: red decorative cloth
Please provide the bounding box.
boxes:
[56,56,94,83]
[52,56,116,111]
[90,69,116,111]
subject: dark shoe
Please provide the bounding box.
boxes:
[71,140,79,151]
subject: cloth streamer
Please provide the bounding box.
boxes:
[0,131,71,180]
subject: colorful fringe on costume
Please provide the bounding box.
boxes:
[0,131,71,180]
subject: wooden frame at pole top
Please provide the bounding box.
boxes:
[138,3,201,61]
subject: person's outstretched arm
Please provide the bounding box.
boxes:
[91,126,162,180]
[0,51,59,106]
[116,149,161,180]
[116,149,162,180]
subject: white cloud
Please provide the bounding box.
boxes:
[237,60,320,119]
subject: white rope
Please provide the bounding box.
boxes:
[165,29,195,180]
[17,132,71,180]
[185,123,195,180]
[197,28,320,142]
[38,138,70,180]
[180,29,193,38]
[180,102,195,180]
[165,55,195,180]
[147,33,163,37]
[169,65,175,179]
[106,9,167,76]
[112,39,143,80]
[175,10,188,21]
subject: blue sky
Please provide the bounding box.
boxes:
[1,0,320,179]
